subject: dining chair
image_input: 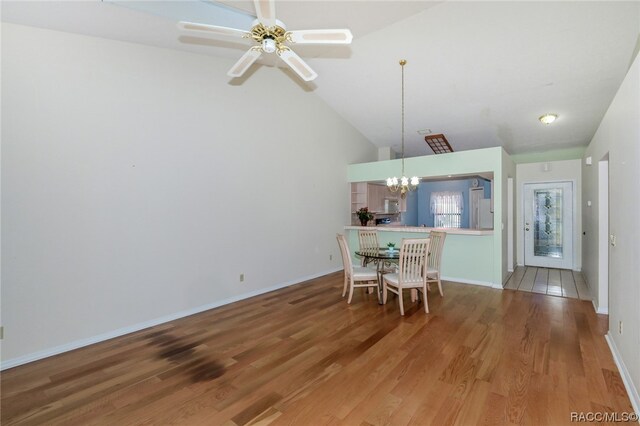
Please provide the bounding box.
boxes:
[383,238,431,315]
[427,231,447,297]
[357,229,380,266]
[336,234,379,304]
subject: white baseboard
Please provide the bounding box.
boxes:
[1,267,343,371]
[592,300,609,315]
[441,276,498,289]
[605,333,640,416]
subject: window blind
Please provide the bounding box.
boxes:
[430,191,463,228]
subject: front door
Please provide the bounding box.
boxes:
[524,182,573,269]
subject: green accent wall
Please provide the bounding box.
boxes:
[347,147,507,286]
[510,147,586,164]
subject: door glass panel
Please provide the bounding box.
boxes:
[533,189,563,258]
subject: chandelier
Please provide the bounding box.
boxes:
[386,59,419,198]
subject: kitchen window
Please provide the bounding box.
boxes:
[430,191,463,228]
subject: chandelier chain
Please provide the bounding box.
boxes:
[386,59,418,198]
[401,60,405,176]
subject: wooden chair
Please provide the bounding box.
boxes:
[357,229,379,266]
[427,231,447,296]
[383,238,431,315]
[336,234,379,304]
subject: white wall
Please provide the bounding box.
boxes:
[0,24,377,365]
[515,159,582,270]
[582,52,640,409]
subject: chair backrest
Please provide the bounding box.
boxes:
[398,238,430,284]
[358,230,379,257]
[427,231,447,271]
[336,234,353,272]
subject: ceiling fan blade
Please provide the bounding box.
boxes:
[287,29,353,45]
[278,48,318,82]
[178,21,250,39]
[227,48,262,78]
[253,0,276,27]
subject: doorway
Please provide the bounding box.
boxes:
[469,187,484,229]
[523,181,574,269]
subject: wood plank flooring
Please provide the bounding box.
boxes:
[2,272,632,425]
[504,266,590,300]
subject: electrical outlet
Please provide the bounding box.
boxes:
[240,273,244,282]
[619,320,623,335]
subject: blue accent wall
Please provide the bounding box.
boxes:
[402,190,419,226]
[483,179,491,198]
[402,177,492,228]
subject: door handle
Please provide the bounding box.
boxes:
[525,227,530,231]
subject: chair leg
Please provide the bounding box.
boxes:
[342,274,348,297]
[437,273,443,297]
[423,285,429,313]
[347,278,355,304]
[382,281,388,304]
[398,288,404,316]
[410,289,417,302]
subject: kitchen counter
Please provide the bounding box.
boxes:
[344,225,493,236]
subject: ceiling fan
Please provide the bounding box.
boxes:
[178,0,353,82]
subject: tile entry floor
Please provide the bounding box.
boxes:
[504,266,591,300]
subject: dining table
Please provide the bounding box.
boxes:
[355,248,400,305]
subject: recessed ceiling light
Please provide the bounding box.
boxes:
[539,114,558,125]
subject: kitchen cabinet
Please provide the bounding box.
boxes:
[351,182,368,212]
[351,183,404,213]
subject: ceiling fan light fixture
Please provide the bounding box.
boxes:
[262,38,276,53]
[539,113,558,125]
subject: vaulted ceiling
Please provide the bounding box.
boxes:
[3,1,639,157]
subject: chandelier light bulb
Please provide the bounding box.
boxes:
[410,176,420,186]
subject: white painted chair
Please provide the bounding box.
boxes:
[336,234,379,304]
[357,229,380,266]
[427,231,447,296]
[383,238,431,315]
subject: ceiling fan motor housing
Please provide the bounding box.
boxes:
[250,19,288,53]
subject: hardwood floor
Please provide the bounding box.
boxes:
[504,266,591,300]
[1,272,632,425]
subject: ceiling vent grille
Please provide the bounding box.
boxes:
[425,134,453,154]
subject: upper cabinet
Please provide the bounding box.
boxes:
[350,183,405,213]
[351,182,368,213]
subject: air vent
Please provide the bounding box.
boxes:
[425,134,453,154]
